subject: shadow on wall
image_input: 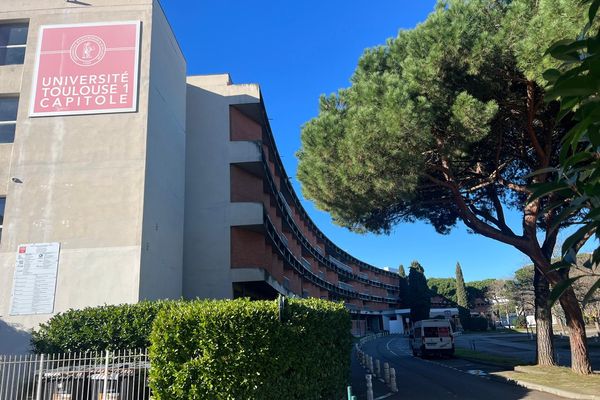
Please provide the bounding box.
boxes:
[0,319,31,354]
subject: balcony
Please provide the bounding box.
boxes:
[301,257,311,271]
[328,256,353,274]
[338,281,356,292]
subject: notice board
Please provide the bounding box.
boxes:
[10,243,60,315]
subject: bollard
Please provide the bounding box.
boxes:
[375,359,381,378]
[368,356,374,374]
[384,362,390,385]
[390,368,398,392]
[366,374,374,400]
[347,386,353,400]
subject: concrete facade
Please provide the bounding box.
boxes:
[0,1,400,353]
[0,0,185,353]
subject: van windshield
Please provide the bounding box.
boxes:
[423,327,451,337]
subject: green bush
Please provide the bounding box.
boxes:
[149,298,352,400]
[514,314,527,329]
[31,301,171,353]
[462,316,488,331]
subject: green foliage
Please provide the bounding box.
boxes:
[462,316,489,331]
[297,0,584,236]
[532,0,600,305]
[428,277,457,302]
[514,314,528,329]
[149,298,352,400]
[31,301,170,353]
[408,261,431,322]
[398,264,409,306]
[398,264,406,278]
[455,262,470,323]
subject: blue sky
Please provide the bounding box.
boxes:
[160,1,593,282]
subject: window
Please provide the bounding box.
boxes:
[0,197,5,242]
[0,97,18,143]
[0,23,28,65]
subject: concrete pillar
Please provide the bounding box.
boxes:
[366,374,374,400]
[390,368,398,392]
[384,362,390,385]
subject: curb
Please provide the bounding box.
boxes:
[493,369,600,400]
[503,378,600,400]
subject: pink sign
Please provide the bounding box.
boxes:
[30,21,140,117]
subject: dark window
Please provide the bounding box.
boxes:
[423,326,450,337]
[0,23,28,65]
[0,197,5,242]
[0,97,18,143]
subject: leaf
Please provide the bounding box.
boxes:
[562,221,596,256]
[590,0,600,24]
[528,182,570,202]
[549,276,584,307]
[582,277,600,306]
[525,167,558,179]
[549,260,573,271]
[543,69,562,83]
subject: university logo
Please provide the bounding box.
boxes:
[69,35,106,67]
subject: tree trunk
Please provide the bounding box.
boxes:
[557,285,592,374]
[533,267,555,366]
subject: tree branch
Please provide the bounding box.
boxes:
[526,80,547,164]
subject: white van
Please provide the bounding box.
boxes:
[409,319,454,357]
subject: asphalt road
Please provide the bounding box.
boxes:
[455,332,600,370]
[351,335,566,400]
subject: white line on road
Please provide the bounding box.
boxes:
[374,393,394,400]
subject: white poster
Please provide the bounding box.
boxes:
[10,243,60,315]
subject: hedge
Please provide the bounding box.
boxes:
[31,301,171,353]
[462,316,488,331]
[149,298,352,400]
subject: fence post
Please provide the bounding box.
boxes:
[35,354,44,400]
[366,374,374,400]
[103,350,110,399]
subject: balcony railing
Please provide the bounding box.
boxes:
[328,256,353,274]
[301,257,312,271]
[338,281,356,292]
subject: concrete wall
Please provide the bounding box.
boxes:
[0,0,161,350]
[183,75,262,299]
[138,0,186,301]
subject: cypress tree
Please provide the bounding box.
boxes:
[398,264,409,307]
[408,261,430,322]
[455,262,470,324]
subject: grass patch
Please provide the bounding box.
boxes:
[459,328,528,335]
[494,365,600,397]
[454,347,527,367]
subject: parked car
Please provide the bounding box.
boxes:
[409,319,454,357]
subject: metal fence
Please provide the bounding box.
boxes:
[0,349,150,400]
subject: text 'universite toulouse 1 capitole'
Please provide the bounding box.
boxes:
[0,0,403,352]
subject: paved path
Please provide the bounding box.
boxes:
[350,335,566,400]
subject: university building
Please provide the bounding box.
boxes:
[0,0,401,353]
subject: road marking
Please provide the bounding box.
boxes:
[382,336,492,381]
[386,338,399,356]
[374,393,394,400]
